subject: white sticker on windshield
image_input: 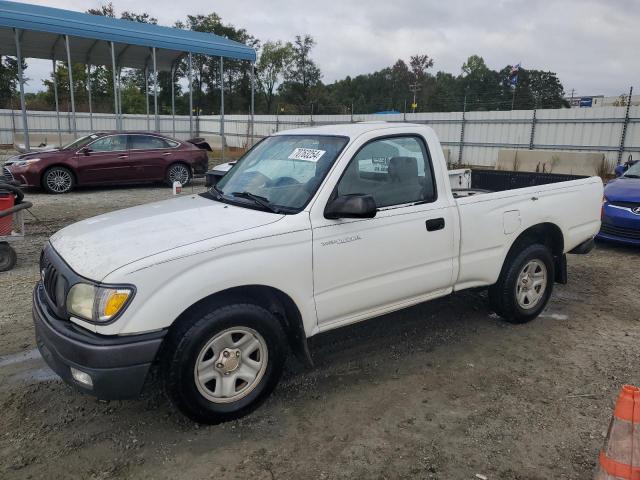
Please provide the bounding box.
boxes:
[288,147,326,162]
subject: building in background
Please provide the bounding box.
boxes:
[565,94,640,108]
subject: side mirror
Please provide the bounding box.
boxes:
[81,147,92,156]
[614,165,626,177]
[324,194,377,219]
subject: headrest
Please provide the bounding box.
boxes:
[388,156,418,182]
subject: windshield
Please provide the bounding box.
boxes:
[214,135,349,212]
[63,134,100,150]
[622,161,640,178]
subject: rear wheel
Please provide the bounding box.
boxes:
[162,303,287,424]
[488,244,554,324]
[166,163,191,187]
[0,243,17,271]
[43,166,75,194]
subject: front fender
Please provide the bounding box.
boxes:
[94,228,315,338]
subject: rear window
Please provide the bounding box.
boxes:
[130,135,169,150]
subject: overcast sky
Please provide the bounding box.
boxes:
[15,0,639,97]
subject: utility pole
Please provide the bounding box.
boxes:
[617,86,634,165]
[409,83,420,113]
[458,94,467,166]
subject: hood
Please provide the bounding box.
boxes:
[604,177,640,203]
[50,194,283,281]
[4,149,62,165]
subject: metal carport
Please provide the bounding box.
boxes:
[0,0,256,150]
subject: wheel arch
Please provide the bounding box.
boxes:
[168,284,313,368]
[500,222,566,284]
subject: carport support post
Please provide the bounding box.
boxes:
[110,42,119,131]
[220,56,225,161]
[52,58,62,147]
[13,28,29,151]
[64,35,77,136]
[188,53,193,138]
[171,62,176,137]
[152,47,159,132]
[86,64,93,132]
[144,64,150,131]
[250,61,255,146]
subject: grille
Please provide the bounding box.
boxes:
[40,250,68,312]
[600,224,640,240]
[610,200,640,210]
[2,166,13,182]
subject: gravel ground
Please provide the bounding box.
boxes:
[1,181,639,480]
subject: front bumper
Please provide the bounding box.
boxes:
[597,206,640,246]
[32,284,166,400]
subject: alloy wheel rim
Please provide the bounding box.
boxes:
[46,169,72,193]
[169,165,189,185]
[515,259,547,310]
[194,327,268,403]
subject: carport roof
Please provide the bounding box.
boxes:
[0,0,256,70]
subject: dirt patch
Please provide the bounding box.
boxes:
[1,182,639,479]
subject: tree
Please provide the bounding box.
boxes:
[280,35,321,107]
[0,56,24,109]
[257,40,294,113]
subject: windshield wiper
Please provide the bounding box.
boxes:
[209,184,224,199]
[230,191,281,214]
[623,174,640,178]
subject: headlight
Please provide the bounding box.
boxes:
[66,283,133,322]
[12,158,41,167]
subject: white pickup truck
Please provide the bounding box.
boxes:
[33,123,603,423]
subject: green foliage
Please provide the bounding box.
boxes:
[3,3,570,116]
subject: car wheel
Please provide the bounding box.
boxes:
[162,303,287,424]
[166,163,191,187]
[0,243,17,272]
[488,244,554,324]
[43,166,75,194]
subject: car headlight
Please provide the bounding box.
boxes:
[66,283,133,322]
[12,158,41,167]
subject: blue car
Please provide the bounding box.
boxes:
[598,160,640,246]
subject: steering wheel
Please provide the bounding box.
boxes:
[266,176,300,187]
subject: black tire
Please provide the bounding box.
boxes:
[0,243,17,272]
[166,163,192,187]
[488,244,554,324]
[162,303,287,424]
[42,166,75,194]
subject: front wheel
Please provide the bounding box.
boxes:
[43,166,75,194]
[488,244,555,324]
[162,303,287,424]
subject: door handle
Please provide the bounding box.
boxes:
[162,152,172,156]
[117,155,128,159]
[425,218,445,232]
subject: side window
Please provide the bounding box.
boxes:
[89,135,128,152]
[130,135,168,150]
[336,136,436,208]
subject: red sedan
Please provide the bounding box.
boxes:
[2,132,210,194]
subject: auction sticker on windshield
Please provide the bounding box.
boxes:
[288,148,326,162]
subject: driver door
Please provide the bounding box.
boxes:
[311,135,456,329]
[76,134,134,184]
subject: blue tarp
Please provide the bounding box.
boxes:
[0,0,256,68]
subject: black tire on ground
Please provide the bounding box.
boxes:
[0,243,17,272]
[165,163,192,187]
[42,166,75,194]
[488,243,555,324]
[161,303,287,424]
